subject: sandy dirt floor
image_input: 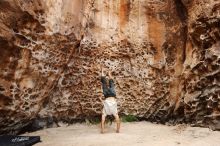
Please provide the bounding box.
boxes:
[25,121,220,146]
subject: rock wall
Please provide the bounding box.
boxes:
[0,0,219,134]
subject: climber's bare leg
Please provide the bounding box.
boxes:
[101,114,106,134]
[114,114,120,133]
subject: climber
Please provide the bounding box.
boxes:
[99,66,120,134]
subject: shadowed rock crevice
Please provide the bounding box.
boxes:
[174,0,188,63]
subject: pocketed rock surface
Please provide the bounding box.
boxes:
[0,0,220,134]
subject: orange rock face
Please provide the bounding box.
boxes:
[0,0,219,134]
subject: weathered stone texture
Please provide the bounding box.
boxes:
[0,0,219,134]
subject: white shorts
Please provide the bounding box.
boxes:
[102,97,118,116]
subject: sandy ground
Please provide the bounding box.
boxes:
[25,121,220,146]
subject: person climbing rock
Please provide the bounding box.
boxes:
[99,66,120,134]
